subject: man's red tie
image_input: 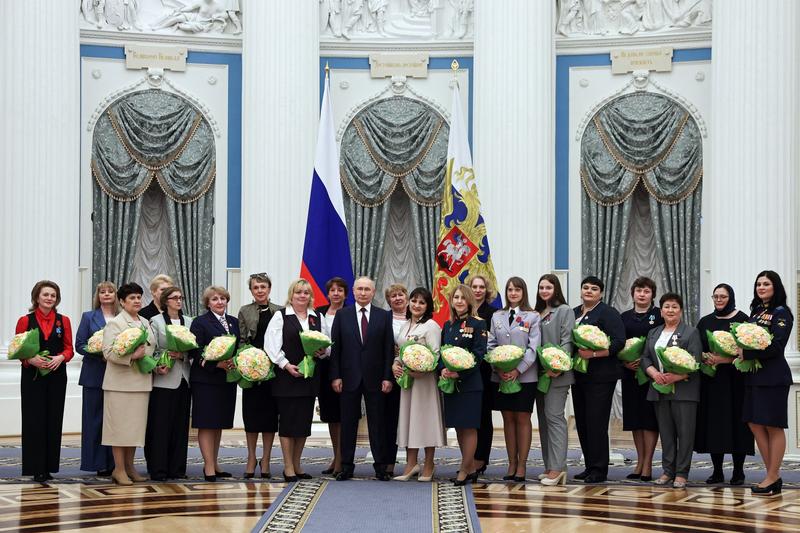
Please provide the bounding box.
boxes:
[360,307,368,341]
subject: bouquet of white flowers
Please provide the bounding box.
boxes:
[84,329,105,356]
[617,337,648,385]
[165,324,198,352]
[652,346,700,394]
[226,345,274,389]
[536,344,572,393]
[437,345,476,394]
[572,324,610,373]
[298,330,333,378]
[730,322,771,373]
[8,329,41,361]
[396,342,438,390]
[485,345,525,394]
[202,334,237,361]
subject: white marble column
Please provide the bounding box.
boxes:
[0,3,80,348]
[239,3,319,302]
[709,2,800,455]
[472,1,555,290]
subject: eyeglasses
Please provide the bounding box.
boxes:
[167,296,184,301]
[250,272,267,279]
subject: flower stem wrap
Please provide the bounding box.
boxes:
[156,350,175,369]
[298,331,333,379]
[135,353,159,374]
[8,329,41,361]
[485,345,525,394]
[617,336,648,385]
[572,325,611,374]
[165,325,198,352]
[437,345,476,394]
[651,346,700,394]
[397,341,439,390]
[729,323,770,373]
[536,344,573,393]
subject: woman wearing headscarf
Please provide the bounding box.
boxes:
[694,283,753,485]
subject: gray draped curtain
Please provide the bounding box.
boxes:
[581,92,703,323]
[340,96,448,293]
[92,89,216,315]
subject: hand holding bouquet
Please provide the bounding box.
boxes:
[617,337,648,384]
[165,324,198,352]
[572,324,611,374]
[536,344,572,393]
[730,323,771,373]
[485,344,525,394]
[226,345,274,389]
[110,327,153,372]
[652,346,699,394]
[396,342,438,390]
[298,330,333,378]
[437,345,476,394]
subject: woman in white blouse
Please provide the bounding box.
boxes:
[264,279,327,482]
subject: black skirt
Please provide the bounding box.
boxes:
[242,381,278,433]
[695,365,754,454]
[316,358,341,423]
[443,391,482,429]
[275,396,316,438]
[621,371,658,431]
[493,382,536,413]
[191,382,236,429]
[742,385,789,429]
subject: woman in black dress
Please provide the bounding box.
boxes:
[264,278,324,482]
[237,273,281,478]
[440,284,487,485]
[740,271,794,495]
[317,277,348,476]
[467,274,499,474]
[619,277,663,482]
[694,283,753,485]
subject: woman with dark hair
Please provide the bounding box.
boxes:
[572,275,625,484]
[102,282,155,485]
[642,293,702,489]
[189,285,240,482]
[75,281,118,476]
[238,273,282,479]
[534,274,573,486]
[146,286,193,481]
[392,287,444,481]
[619,276,663,482]
[740,270,794,495]
[15,280,74,482]
[265,279,324,482]
[694,283,753,485]
[487,277,541,482]
[317,277,348,476]
[468,274,499,474]
[439,285,487,485]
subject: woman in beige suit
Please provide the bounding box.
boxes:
[102,282,155,486]
[392,287,444,482]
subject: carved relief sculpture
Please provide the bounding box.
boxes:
[556,0,711,37]
[80,0,242,36]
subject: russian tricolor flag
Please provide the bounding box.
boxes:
[300,71,355,306]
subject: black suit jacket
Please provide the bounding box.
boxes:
[189,311,240,385]
[330,305,394,392]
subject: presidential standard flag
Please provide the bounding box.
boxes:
[432,81,500,325]
[300,70,355,305]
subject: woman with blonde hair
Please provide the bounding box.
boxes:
[75,281,119,476]
[265,279,326,481]
[140,274,175,320]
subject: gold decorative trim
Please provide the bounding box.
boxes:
[108,109,203,171]
[90,159,153,202]
[640,166,703,205]
[339,165,398,208]
[400,177,443,207]
[353,116,444,179]
[154,167,216,205]
[579,166,640,207]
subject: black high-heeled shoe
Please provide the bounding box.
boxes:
[502,474,516,481]
[475,464,487,475]
[296,473,312,480]
[751,478,782,495]
[283,471,298,482]
[321,467,335,475]
[215,470,232,478]
[204,473,217,482]
[260,460,271,479]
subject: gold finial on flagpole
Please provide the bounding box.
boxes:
[451,59,459,73]
[325,61,330,79]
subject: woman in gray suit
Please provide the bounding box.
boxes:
[533,274,573,486]
[487,277,541,482]
[641,293,702,489]
[146,286,193,481]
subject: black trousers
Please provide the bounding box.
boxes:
[572,380,616,477]
[340,383,387,474]
[21,364,67,476]
[145,380,190,478]
[383,385,400,467]
[475,362,496,462]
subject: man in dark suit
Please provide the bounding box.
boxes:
[330,276,395,481]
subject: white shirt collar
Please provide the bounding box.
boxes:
[285,305,317,318]
[212,311,226,320]
[509,307,520,314]
[357,303,372,314]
